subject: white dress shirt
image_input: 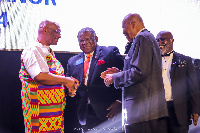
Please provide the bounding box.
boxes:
[22,42,50,79]
[162,53,174,101]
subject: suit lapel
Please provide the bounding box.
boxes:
[76,53,84,83]
[87,45,103,86]
[170,52,179,87]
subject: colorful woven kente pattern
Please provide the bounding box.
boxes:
[19,49,66,133]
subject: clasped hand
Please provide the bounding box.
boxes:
[64,76,79,97]
[191,113,199,126]
[100,67,120,87]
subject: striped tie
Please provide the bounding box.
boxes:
[83,54,92,82]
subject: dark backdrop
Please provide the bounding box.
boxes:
[0,51,81,133]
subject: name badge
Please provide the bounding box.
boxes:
[76,58,83,65]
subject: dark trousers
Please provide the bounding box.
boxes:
[125,117,168,133]
[166,101,189,133]
[82,104,125,133]
[81,104,104,133]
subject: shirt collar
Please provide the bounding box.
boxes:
[136,28,146,36]
[161,50,174,57]
[84,51,94,57]
[132,28,146,41]
[37,41,50,52]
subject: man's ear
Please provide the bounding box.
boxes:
[43,26,47,34]
[95,36,98,42]
[130,21,135,29]
[170,39,174,43]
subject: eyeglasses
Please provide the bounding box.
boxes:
[79,37,94,43]
[156,38,166,42]
[46,27,61,35]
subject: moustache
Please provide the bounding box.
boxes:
[159,43,167,48]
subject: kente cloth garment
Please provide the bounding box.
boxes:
[19,48,66,133]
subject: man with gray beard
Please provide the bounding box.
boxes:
[156,31,200,133]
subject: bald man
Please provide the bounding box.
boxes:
[156,31,200,133]
[101,13,168,133]
[19,20,79,133]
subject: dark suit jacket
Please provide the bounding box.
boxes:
[170,52,200,126]
[194,59,200,90]
[113,29,168,124]
[66,45,124,125]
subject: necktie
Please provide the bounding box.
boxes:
[83,54,92,82]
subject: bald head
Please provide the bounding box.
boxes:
[156,31,173,40]
[122,13,145,42]
[37,20,61,46]
[38,20,59,35]
[123,13,144,26]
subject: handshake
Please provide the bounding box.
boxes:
[64,76,79,97]
[100,67,121,87]
[65,67,121,97]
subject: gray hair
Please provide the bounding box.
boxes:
[77,27,96,39]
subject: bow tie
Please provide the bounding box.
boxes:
[161,50,174,57]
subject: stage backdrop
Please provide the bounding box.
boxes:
[1,0,200,59]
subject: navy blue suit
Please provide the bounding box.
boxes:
[66,45,124,127]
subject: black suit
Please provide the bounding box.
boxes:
[168,52,200,132]
[66,45,124,131]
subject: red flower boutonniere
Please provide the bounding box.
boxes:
[98,60,105,65]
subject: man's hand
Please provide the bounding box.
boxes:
[100,67,120,79]
[191,113,199,126]
[104,74,113,87]
[106,100,122,121]
[65,76,79,97]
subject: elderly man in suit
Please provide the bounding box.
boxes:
[66,27,124,132]
[101,13,168,133]
[156,31,200,133]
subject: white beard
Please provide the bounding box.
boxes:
[161,44,170,55]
